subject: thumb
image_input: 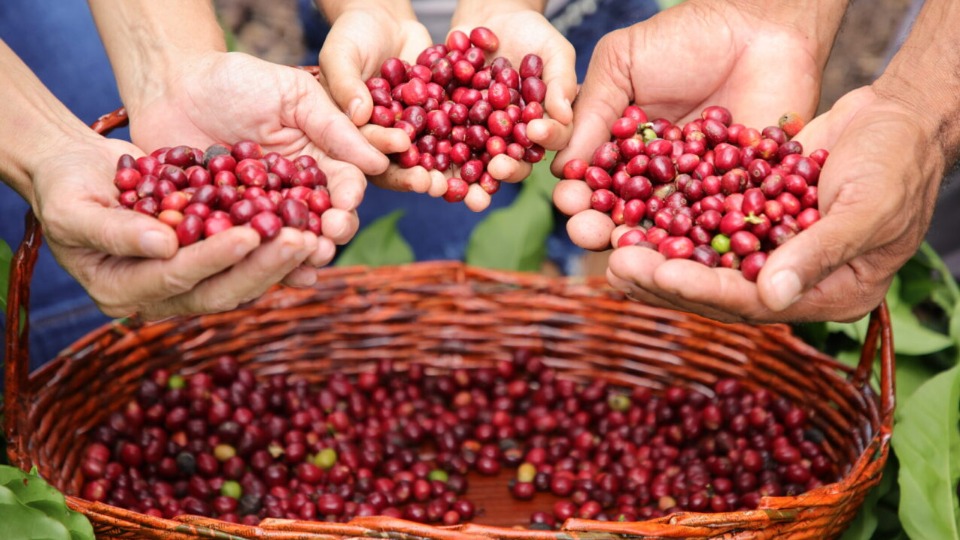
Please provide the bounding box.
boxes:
[318,41,374,126]
[49,202,178,259]
[552,29,633,176]
[758,206,883,312]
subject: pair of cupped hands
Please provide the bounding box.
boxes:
[42,2,941,324]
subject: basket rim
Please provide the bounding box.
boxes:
[3,96,895,540]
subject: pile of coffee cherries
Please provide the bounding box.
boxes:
[365,27,548,203]
[562,106,825,281]
[79,352,837,527]
[115,141,332,246]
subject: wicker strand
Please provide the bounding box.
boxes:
[4,99,895,540]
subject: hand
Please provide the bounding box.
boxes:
[449,2,577,210]
[317,7,440,197]
[607,87,946,323]
[553,0,830,248]
[126,51,386,269]
[30,134,321,320]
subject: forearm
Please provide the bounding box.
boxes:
[0,41,97,204]
[87,0,226,113]
[316,0,417,22]
[452,0,548,26]
[732,0,850,69]
[873,0,960,163]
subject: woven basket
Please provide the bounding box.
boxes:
[4,98,894,540]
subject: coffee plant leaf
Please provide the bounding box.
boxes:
[892,363,960,540]
[888,300,955,356]
[336,210,414,268]
[466,161,554,272]
[0,465,94,540]
[840,461,897,540]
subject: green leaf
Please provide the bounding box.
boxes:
[917,242,960,312]
[840,460,897,540]
[891,364,960,540]
[950,302,960,346]
[0,239,11,310]
[827,317,869,343]
[335,210,414,268]
[466,160,555,272]
[897,259,937,307]
[895,355,950,406]
[888,301,955,356]
[0,466,94,540]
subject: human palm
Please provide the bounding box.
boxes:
[31,136,320,319]
[318,11,440,196]
[554,1,823,177]
[126,51,383,258]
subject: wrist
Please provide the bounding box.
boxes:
[0,42,97,205]
[722,0,850,69]
[88,1,226,116]
[451,0,547,27]
[318,0,417,23]
[873,0,960,163]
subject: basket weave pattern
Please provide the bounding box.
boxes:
[4,104,893,540]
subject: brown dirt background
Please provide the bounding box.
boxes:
[213,0,919,276]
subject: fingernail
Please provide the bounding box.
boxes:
[347,98,362,122]
[140,230,171,258]
[768,270,803,311]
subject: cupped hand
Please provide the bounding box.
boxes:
[607,87,946,323]
[30,135,319,320]
[553,0,825,247]
[126,51,384,268]
[448,6,577,209]
[318,9,440,196]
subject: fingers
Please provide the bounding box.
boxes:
[565,210,615,251]
[367,165,433,193]
[87,227,261,317]
[318,38,374,125]
[464,184,492,212]
[317,157,367,212]
[43,201,178,259]
[139,229,316,319]
[607,247,764,322]
[552,30,634,177]
[296,71,389,176]
[527,118,574,152]
[540,39,577,126]
[360,125,412,155]
[318,208,360,245]
[282,265,320,288]
[487,155,531,183]
[756,208,883,313]
[552,179,592,216]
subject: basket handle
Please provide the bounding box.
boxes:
[854,302,895,427]
[3,108,131,468]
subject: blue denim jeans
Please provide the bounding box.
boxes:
[0,1,124,376]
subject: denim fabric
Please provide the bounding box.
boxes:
[0,1,122,376]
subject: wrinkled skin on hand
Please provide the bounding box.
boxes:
[550,1,880,322]
[30,135,321,320]
[127,51,386,275]
[608,87,945,323]
[317,10,438,196]
[444,7,578,210]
